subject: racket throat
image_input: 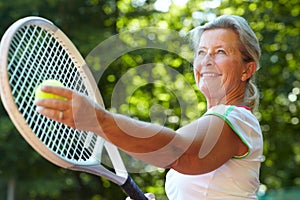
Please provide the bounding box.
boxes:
[69,164,127,185]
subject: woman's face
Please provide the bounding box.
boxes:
[193,28,247,102]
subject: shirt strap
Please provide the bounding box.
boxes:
[237,106,252,112]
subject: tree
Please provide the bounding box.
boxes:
[0,0,299,199]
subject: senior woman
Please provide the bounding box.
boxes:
[35,15,263,200]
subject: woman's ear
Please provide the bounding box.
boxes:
[241,62,257,81]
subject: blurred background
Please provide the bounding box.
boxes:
[0,0,299,199]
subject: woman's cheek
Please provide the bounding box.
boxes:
[194,69,199,83]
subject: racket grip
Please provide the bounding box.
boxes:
[121,175,148,200]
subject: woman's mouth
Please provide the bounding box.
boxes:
[200,72,222,77]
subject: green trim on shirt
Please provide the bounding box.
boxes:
[204,106,250,159]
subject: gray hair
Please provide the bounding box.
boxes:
[190,15,261,111]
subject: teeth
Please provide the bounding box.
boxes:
[201,73,221,77]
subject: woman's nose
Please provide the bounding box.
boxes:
[201,53,213,67]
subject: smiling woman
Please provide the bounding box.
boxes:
[193,28,255,108]
[35,15,263,200]
[191,15,261,111]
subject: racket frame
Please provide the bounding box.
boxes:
[0,16,147,200]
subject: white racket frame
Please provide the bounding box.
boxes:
[0,16,128,185]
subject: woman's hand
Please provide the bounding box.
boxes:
[34,85,104,133]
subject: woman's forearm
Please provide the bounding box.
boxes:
[96,110,187,168]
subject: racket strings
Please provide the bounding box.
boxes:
[8,24,101,164]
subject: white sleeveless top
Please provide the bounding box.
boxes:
[165,105,264,200]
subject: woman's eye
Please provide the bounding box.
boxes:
[197,50,206,55]
[217,49,226,54]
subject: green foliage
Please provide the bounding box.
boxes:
[1,0,300,199]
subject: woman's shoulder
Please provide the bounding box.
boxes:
[205,104,253,118]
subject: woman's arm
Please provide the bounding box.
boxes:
[35,86,246,174]
[169,115,247,174]
[35,85,184,167]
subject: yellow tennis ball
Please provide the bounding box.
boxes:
[35,79,66,100]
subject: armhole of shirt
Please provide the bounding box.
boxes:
[204,106,251,159]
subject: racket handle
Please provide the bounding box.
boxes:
[121,175,148,200]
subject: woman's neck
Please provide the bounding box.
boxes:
[206,93,245,109]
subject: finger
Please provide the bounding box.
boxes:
[145,193,155,200]
[34,98,69,110]
[40,85,73,99]
[36,106,64,121]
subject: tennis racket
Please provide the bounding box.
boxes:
[0,16,147,200]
